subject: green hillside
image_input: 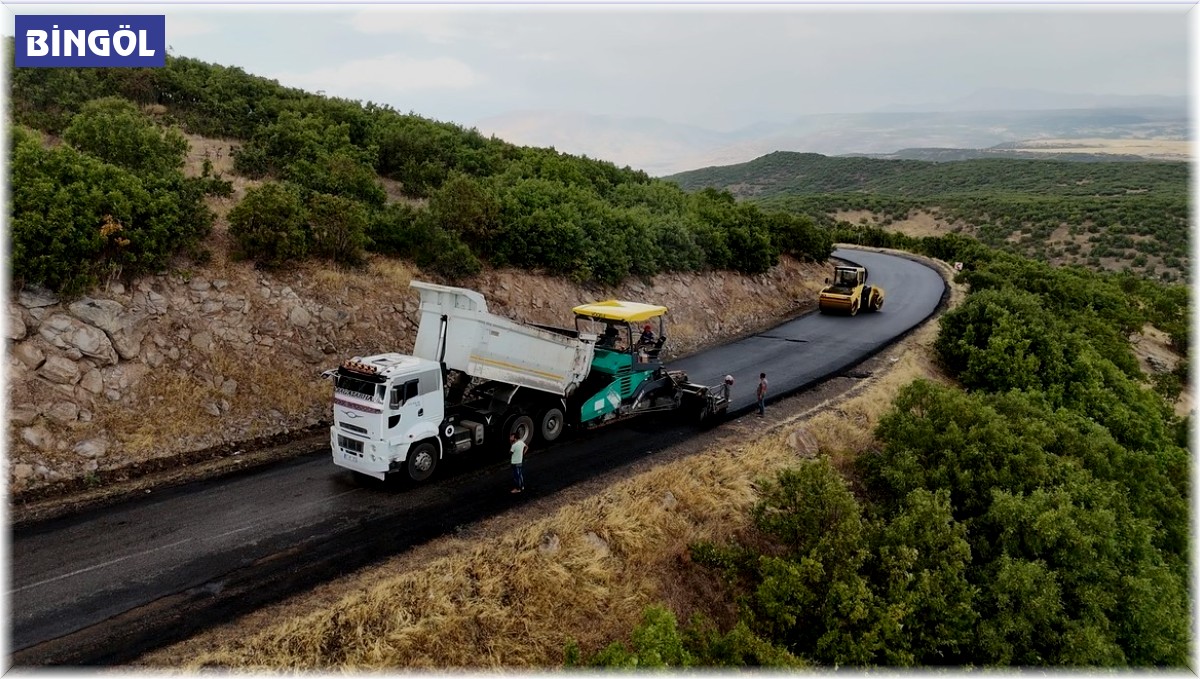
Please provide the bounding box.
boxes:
[9,50,831,294]
[665,151,1190,282]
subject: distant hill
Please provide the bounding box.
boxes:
[664,151,1188,198]
[874,87,1188,113]
[476,105,1188,176]
[662,151,1190,283]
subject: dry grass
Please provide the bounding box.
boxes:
[1008,138,1190,161]
[171,250,965,671]
[371,258,417,291]
[93,347,328,457]
[188,436,794,670]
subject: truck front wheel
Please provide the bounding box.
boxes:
[504,414,535,447]
[537,407,565,443]
[406,441,438,482]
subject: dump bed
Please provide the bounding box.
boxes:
[410,281,595,397]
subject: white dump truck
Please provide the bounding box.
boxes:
[324,281,731,483]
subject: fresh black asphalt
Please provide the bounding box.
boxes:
[8,248,946,665]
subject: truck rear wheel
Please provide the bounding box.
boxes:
[504,414,535,447]
[537,407,565,443]
[406,441,438,482]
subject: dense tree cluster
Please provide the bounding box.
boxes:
[10,49,832,288]
[10,118,217,294]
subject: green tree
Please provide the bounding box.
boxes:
[63,96,188,176]
[307,193,369,266]
[227,182,308,267]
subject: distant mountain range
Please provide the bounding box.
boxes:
[473,89,1188,176]
[874,88,1188,113]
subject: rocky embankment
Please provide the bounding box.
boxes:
[7,255,827,502]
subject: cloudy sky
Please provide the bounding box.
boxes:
[3,2,1192,133]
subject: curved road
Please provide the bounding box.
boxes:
[9,248,946,666]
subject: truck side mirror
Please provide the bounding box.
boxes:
[824,278,830,284]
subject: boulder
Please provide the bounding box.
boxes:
[79,369,104,394]
[288,305,312,328]
[46,401,79,424]
[8,305,27,340]
[21,425,54,450]
[191,331,214,354]
[39,355,81,385]
[11,403,40,426]
[68,297,149,361]
[13,342,46,370]
[73,439,108,458]
[12,464,35,484]
[39,315,118,366]
[17,286,58,309]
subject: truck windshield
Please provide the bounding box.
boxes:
[335,372,384,402]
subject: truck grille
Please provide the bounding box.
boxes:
[340,422,368,435]
[337,435,364,456]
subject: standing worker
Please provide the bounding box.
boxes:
[757,372,768,417]
[510,432,527,493]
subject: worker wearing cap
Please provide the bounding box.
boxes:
[639,324,655,345]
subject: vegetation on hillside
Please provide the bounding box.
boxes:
[666,151,1190,282]
[575,236,1190,668]
[9,51,832,292]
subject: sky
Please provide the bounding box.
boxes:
[1,2,1192,133]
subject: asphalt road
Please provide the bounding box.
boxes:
[8,248,946,666]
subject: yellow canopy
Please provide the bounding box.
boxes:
[572,300,668,323]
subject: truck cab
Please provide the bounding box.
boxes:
[327,353,446,482]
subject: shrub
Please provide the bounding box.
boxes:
[227,182,308,267]
[11,124,213,294]
[62,96,188,176]
[307,193,369,266]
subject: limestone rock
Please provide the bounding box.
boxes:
[191,331,214,354]
[39,315,118,366]
[18,286,58,309]
[21,425,54,450]
[288,305,312,328]
[12,464,35,484]
[319,308,351,328]
[46,401,80,424]
[68,297,148,360]
[73,439,108,458]
[13,342,46,370]
[583,531,610,557]
[9,305,27,340]
[80,369,104,394]
[39,355,81,385]
[538,533,561,555]
[11,403,40,426]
